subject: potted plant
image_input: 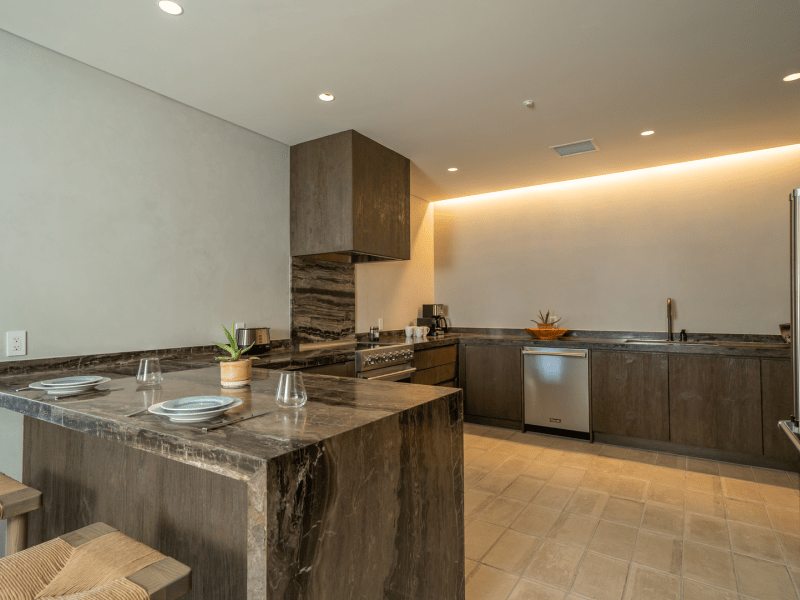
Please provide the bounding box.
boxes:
[532,310,561,330]
[214,323,260,388]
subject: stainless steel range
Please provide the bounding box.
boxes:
[355,341,416,382]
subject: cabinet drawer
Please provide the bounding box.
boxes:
[414,345,457,370]
[412,362,457,386]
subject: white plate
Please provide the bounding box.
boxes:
[29,378,112,396]
[159,396,235,413]
[148,399,243,423]
[39,375,105,388]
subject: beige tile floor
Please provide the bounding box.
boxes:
[463,423,800,600]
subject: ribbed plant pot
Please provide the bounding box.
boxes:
[220,359,252,388]
[537,324,555,329]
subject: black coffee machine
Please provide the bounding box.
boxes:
[418,304,447,336]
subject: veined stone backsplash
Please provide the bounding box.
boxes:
[291,257,355,343]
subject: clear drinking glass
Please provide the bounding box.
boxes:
[276,372,307,408]
[136,358,163,387]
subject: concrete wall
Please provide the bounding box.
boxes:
[434,144,800,334]
[355,196,435,332]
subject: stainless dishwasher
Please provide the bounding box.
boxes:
[523,347,590,440]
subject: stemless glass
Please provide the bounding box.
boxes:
[276,372,307,408]
[136,358,163,387]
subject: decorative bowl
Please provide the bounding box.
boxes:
[525,327,568,341]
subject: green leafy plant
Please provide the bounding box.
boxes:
[531,310,561,327]
[214,323,261,362]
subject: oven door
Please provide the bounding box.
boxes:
[357,365,417,383]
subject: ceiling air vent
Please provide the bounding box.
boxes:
[550,139,599,157]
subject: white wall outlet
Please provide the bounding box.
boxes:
[378,318,383,331]
[234,322,245,332]
[6,331,26,356]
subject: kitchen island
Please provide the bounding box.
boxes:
[0,366,464,600]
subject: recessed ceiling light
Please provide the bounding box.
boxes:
[158,1,183,15]
[448,168,458,172]
[641,130,655,136]
[319,93,335,102]
[784,73,800,82]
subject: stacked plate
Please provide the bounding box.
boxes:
[148,396,243,423]
[29,375,112,396]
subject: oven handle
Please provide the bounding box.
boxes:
[362,367,417,382]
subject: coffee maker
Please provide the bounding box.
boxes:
[417,304,447,336]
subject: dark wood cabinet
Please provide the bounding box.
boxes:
[411,344,458,386]
[290,130,410,262]
[462,345,523,428]
[591,351,669,441]
[761,359,797,461]
[669,355,762,455]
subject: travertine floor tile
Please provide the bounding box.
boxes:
[777,531,800,568]
[651,466,686,489]
[466,564,520,600]
[466,558,480,580]
[493,440,523,455]
[580,470,619,494]
[728,521,783,562]
[684,513,730,549]
[684,490,726,519]
[767,505,800,534]
[570,552,630,600]
[465,447,488,465]
[612,477,649,502]
[532,485,575,511]
[648,483,685,509]
[686,472,723,495]
[474,471,518,495]
[473,495,528,527]
[566,488,610,518]
[620,462,654,481]
[622,565,680,600]
[509,432,552,448]
[465,519,506,561]
[601,497,645,528]
[561,452,596,470]
[466,489,496,517]
[547,511,599,549]
[640,504,684,538]
[472,451,510,471]
[483,529,543,575]
[550,466,588,489]
[512,504,561,537]
[495,456,532,478]
[631,530,682,576]
[790,566,800,596]
[525,462,561,481]
[508,578,566,600]
[725,497,772,528]
[721,478,762,503]
[538,450,567,465]
[718,463,755,482]
[686,458,720,476]
[593,457,625,474]
[503,476,546,503]
[681,579,739,600]
[484,427,516,440]
[753,468,793,488]
[587,520,638,561]
[734,553,797,600]
[683,541,737,591]
[516,445,545,461]
[759,483,800,509]
[626,449,658,465]
[599,445,630,460]
[524,540,583,590]
[466,465,492,488]
[463,423,490,435]
[655,454,686,470]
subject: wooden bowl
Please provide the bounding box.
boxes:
[525,327,568,341]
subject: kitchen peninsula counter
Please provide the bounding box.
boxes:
[0,366,464,600]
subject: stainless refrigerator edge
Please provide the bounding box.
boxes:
[781,188,800,461]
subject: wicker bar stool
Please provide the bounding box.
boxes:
[0,472,42,556]
[0,522,191,599]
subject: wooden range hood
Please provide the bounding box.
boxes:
[290,130,410,263]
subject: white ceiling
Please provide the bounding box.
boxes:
[1,0,799,200]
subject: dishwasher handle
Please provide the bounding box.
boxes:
[361,367,417,381]
[522,349,587,358]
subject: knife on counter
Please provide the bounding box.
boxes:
[201,410,271,432]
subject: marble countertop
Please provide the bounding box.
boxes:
[0,366,460,478]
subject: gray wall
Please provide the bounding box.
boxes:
[0,29,290,552]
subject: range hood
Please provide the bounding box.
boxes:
[290,130,410,263]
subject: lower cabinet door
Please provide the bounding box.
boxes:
[668,354,762,455]
[463,345,522,427]
[591,351,669,441]
[761,359,798,461]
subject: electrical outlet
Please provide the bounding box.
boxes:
[378,318,383,330]
[6,331,26,356]
[234,322,245,332]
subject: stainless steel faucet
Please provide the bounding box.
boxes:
[667,298,673,341]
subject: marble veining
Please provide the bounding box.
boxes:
[291,257,355,343]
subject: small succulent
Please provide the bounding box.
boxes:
[531,310,561,327]
[214,323,260,362]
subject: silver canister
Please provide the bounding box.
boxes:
[235,327,271,349]
[368,326,380,341]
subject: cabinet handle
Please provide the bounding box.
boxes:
[522,350,587,358]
